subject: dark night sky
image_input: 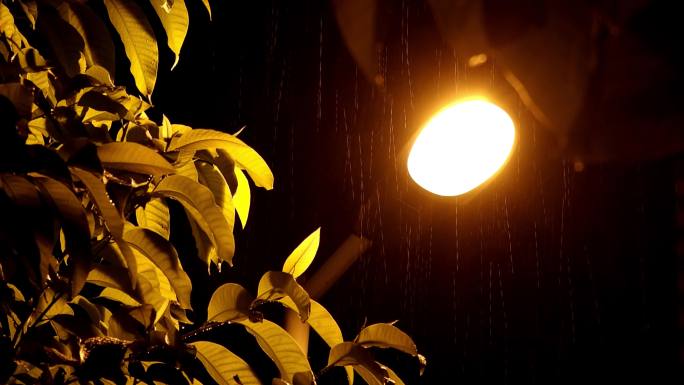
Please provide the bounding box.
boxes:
[148,1,680,384]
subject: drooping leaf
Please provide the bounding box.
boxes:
[384,366,406,385]
[97,142,174,177]
[37,5,87,77]
[70,167,123,238]
[133,248,172,321]
[98,287,141,307]
[153,175,234,265]
[356,323,417,356]
[18,0,37,29]
[124,228,192,309]
[34,288,73,325]
[233,167,250,228]
[327,342,389,385]
[255,271,310,321]
[175,158,199,181]
[87,264,134,293]
[236,319,312,383]
[56,1,116,77]
[199,0,211,20]
[168,129,273,189]
[135,198,170,239]
[34,176,91,295]
[278,297,353,385]
[191,341,261,385]
[1,175,56,287]
[207,283,253,322]
[196,161,235,232]
[151,0,188,69]
[282,228,320,279]
[103,0,158,98]
[278,298,340,348]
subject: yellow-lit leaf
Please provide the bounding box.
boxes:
[385,366,406,385]
[282,228,320,279]
[196,161,235,233]
[278,297,354,385]
[236,319,311,383]
[356,323,417,356]
[191,341,261,385]
[256,271,310,321]
[327,342,388,385]
[103,0,158,98]
[200,0,211,20]
[124,228,192,309]
[153,175,234,265]
[136,198,170,240]
[97,142,174,177]
[233,167,250,228]
[57,1,116,77]
[207,283,253,322]
[151,0,188,69]
[98,287,141,307]
[134,247,174,302]
[168,129,273,189]
[35,288,73,325]
[70,168,123,238]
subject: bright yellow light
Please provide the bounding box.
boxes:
[407,99,515,196]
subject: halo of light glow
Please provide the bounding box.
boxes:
[407,99,515,196]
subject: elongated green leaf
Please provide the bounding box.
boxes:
[255,271,310,321]
[136,198,170,239]
[282,228,320,279]
[97,142,174,177]
[103,0,158,98]
[168,129,273,189]
[236,319,311,383]
[233,167,250,228]
[207,283,253,322]
[124,228,192,309]
[356,323,417,356]
[196,161,235,232]
[151,0,188,69]
[57,1,116,77]
[192,341,261,385]
[153,175,234,265]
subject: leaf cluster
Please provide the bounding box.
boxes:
[0,1,424,384]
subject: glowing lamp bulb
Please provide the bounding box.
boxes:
[407,99,515,196]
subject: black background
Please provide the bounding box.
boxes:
[147,1,680,384]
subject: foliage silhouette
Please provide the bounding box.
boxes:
[0,1,425,384]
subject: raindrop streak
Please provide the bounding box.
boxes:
[559,161,576,343]
[455,203,460,272]
[316,15,323,133]
[504,196,514,274]
[498,263,509,383]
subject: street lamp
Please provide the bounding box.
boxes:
[407,99,516,196]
